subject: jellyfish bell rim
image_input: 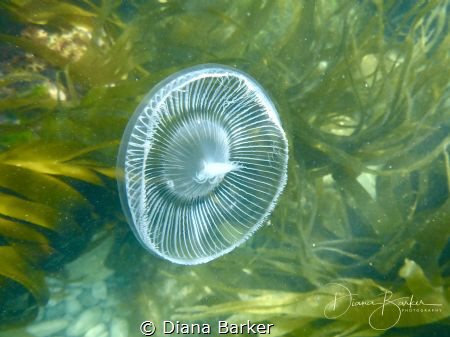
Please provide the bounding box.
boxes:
[117,63,289,265]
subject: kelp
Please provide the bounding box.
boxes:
[0,23,119,322]
[0,141,116,327]
[0,0,449,336]
[0,0,130,328]
[170,259,449,336]
[121,1,448,336]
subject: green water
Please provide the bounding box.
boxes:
[0,1,449,336]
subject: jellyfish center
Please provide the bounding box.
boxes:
[162,118,238,199]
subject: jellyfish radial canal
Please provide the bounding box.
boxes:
[160,118,239,199]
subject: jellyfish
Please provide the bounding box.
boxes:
[117,64,288,265]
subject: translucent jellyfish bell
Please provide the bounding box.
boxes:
[117,64,288,265]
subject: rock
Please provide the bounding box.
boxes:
[105,296,119,307]
[92,281,108,300]
[46,277,63,288]
[111,318,129,337]
[101,308,112,323]
[84,323,107,337]
[66,237,114,283]
[45,303,65,320]
[35,307,46,322]
[65,297,83,315]
[26,319,69,337]
[47,298,59,307]
[68,307,102,336]
[67,287,83,299]
[79,289,99,307]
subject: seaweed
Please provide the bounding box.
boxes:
[0,140,116,327]
[0,0,449,336]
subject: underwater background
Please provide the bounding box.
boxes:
[0,0,449,336]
